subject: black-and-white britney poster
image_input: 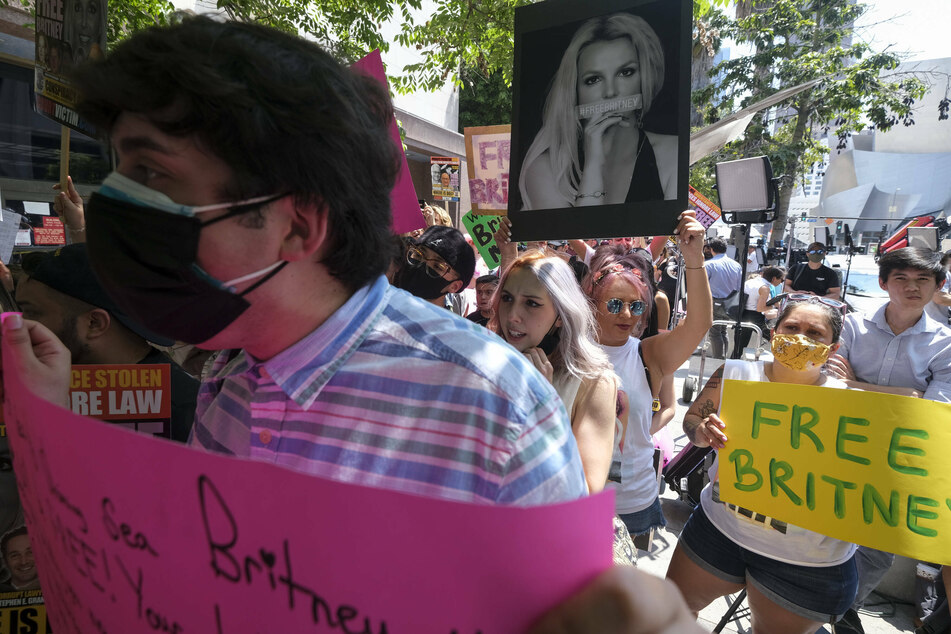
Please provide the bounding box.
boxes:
[508,0,690,241]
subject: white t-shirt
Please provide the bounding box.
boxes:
[602,337,657,514]
[743,277,770,311]
[701,360,857,566]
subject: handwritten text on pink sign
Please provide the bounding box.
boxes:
[1,320,613,633]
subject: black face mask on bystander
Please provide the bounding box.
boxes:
[392,264,451,300]
[85,172,287,345]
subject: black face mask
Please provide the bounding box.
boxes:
[85,193,287,345]
[393,263,451,300]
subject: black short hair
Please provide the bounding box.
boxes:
[475,274,499,286]
[708,238,727,254]
[71,17,399,291]
[762,266,784,283]
[807,242,826,252]
[878,247,945,286]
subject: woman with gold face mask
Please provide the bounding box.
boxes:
[665,296,858,633]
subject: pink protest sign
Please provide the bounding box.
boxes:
[352,50,425,235]
[464,125,511,216]
[0,319,614,633]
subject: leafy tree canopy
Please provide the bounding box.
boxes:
[10,0,730,92]
[691,0,926,240]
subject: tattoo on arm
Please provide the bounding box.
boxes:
[698,398,716,419]
[705,366,723,391]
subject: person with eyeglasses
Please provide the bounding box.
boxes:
[822,246,951,634]
[393,225,476,316]
[581,211,711,541]
[784,241,841,300]
[666,295,858,631]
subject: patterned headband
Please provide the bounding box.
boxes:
[593,263,643,286]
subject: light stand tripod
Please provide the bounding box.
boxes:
[840,223,856,306]
[714,157,780,360]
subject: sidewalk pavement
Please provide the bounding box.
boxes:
[637,359,919,633]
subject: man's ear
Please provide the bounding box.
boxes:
[83,308,112,340]
[278,196,331,262]
[445,280,464,295]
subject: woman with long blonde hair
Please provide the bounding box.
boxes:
[520,12,677,210]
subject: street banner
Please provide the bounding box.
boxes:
[69,364,172,437]
[719,380,951,565]
[1,312,614,633]
[461,211,504,269]
[34,0,106,134]
[688,185,721,229]
[431,156,461,202]
[351,51,425,235]
[464,125,511,215]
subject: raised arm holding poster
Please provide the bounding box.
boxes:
[719,379,951,565]
[508,0,690,241]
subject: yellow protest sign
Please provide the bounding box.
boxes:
[719,380,951,565]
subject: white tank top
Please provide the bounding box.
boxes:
[701,360,857,566]
[602,338,657,514]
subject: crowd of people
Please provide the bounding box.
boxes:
[0,15,950,633]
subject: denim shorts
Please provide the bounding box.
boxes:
[619,496,667,537]
[679,504,857,622]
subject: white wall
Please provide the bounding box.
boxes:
[378,3,459,132]
[875,57,951,154]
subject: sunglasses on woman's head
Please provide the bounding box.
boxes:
[605,298,646,316]
[780,292,847,315]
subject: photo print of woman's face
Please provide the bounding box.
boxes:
[508,0,690,242]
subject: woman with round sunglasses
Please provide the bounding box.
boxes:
[666,295,856,632]
[589,242,678,468]
[582,211,711,540]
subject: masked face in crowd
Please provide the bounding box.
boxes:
[770,304,838,371]
[85,114,290,348]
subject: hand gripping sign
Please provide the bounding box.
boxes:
[1,313,613,634]
[719,380,951,565]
